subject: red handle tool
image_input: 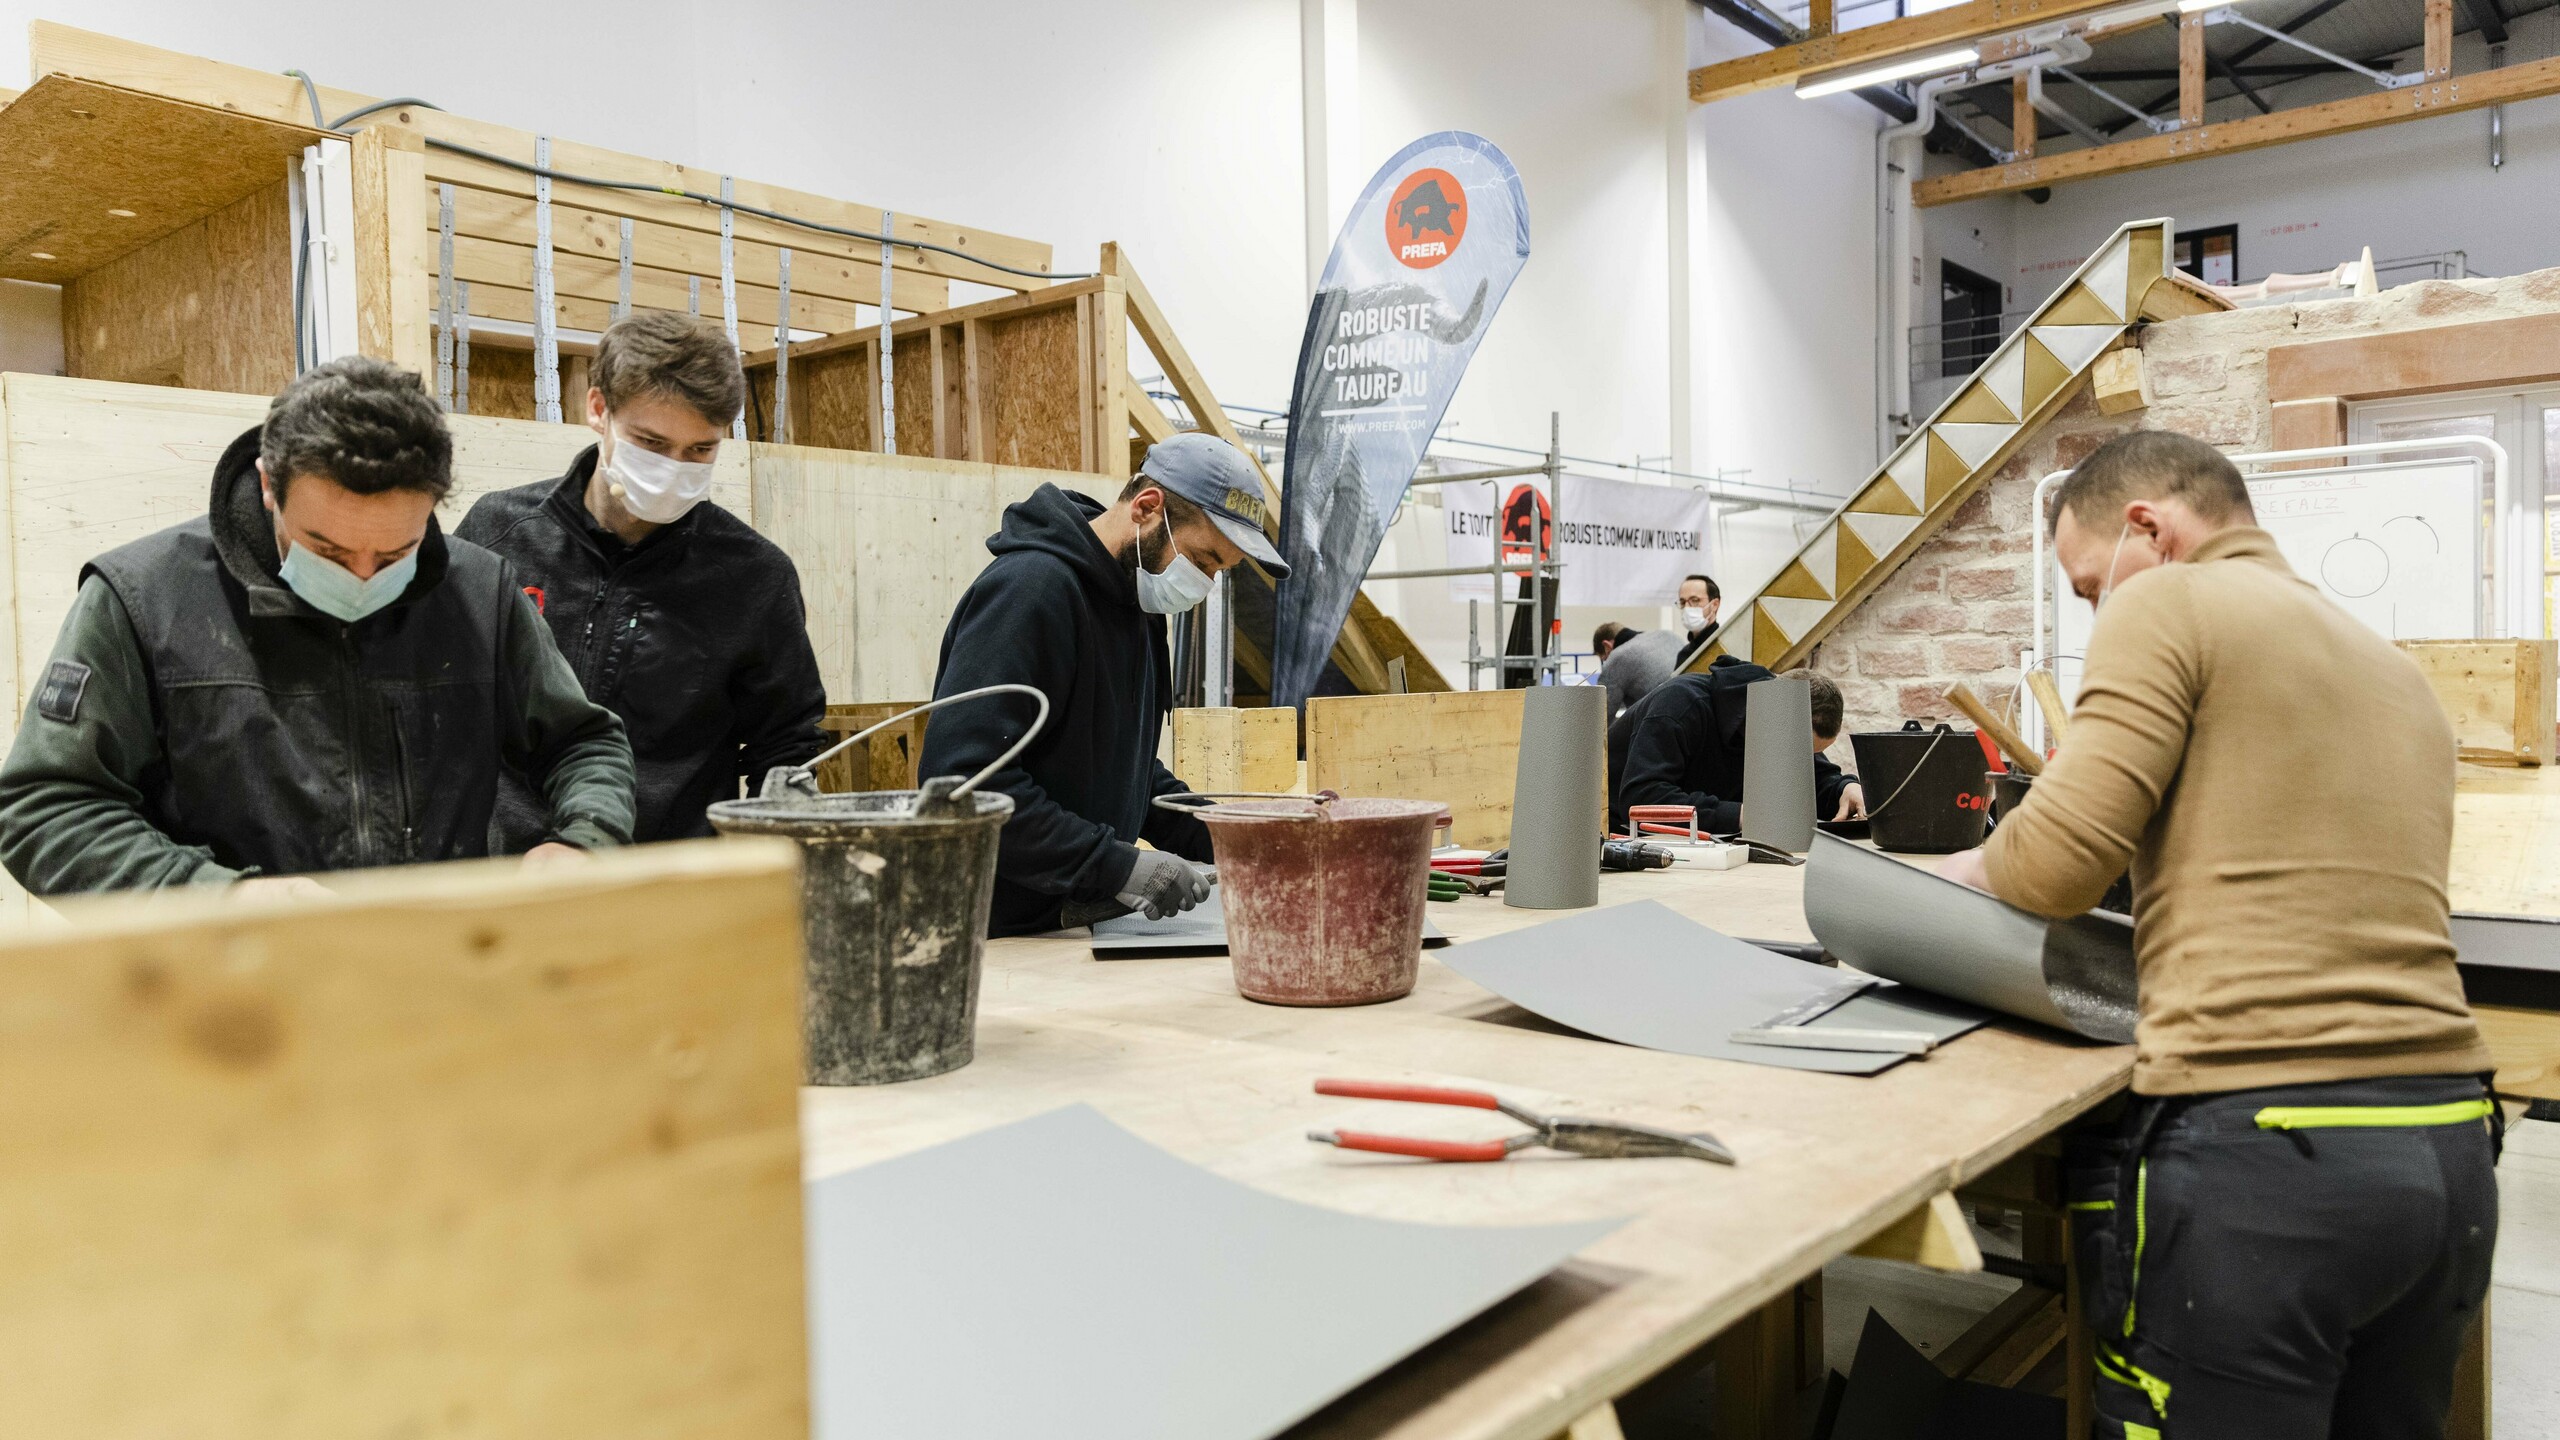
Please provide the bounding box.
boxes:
[1314,1130,1517,1162]
[1314,1078,1500,1109]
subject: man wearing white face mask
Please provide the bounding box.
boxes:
[459,312,826,846]
[1940,431,2494,1438]
[921,432,1281,935]
[0,357,636,895]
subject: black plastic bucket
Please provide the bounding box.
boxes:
[1851,721,1992,854]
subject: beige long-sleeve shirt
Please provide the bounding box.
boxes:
[1984,527,2491,1094]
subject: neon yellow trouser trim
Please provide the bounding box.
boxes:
[2254,1098,2494,1131]
[2098,1341,2173,1418]
[2125,1425,2161,1440]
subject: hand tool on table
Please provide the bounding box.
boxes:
[1601,839,1674,872]
[1307,1078,1736,1165]
[1621,805,1748,870]
[1729,974,1939,1056]
[1427,872,1472,902]
[1942,682,2043,777]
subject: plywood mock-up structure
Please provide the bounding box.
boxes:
[5,23,1444,700]
[1307,689,1526,848]
[0,838,810,1437]
[1691,218,2229,676]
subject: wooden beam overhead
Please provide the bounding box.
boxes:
[2426,0,2456,77]
[2012,75,2037,158]
[1688,0,2139,104]
[1915,53,2560,204]
[1810,0,1836,37]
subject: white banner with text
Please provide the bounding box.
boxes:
[1444,473,1714,606]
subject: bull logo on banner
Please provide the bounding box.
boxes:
[1271,134,1530,708]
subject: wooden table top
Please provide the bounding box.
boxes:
[798,858,2132,1440]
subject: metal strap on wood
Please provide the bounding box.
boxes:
[879,209,896,456]
[615,217,634,324]
[454,280,472,415]
[774,248,793,444]
[435,183,456,409]
[532,135,561,424]
[688,275,700,315]
[720,175,744,440]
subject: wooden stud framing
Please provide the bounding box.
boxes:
[2426,0,2456,78]
[2178,15,2207,128]
[31,21,1052,291]
[1808,0,1835,36]
[2012,75,2036,159]
[1688,0,2140,103]
[1917,54,2560,205]
[350,125,434,378]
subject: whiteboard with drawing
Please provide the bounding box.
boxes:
[2048,457,2487,707]
[2242,458,2486,641]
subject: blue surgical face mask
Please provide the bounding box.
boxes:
[279,542,419,622]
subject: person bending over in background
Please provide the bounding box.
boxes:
[920,433,1286,936]
[1940,430,2496,1440]
[459,311,825,844]
[1591,622,1637,663]
[0,357,634,897]
[1608,665,1863,834]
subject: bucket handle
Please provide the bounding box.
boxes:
[1152,789,1340,819]
[1862,723,1955,821]
[778,684,1053,803]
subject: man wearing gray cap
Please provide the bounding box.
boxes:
[919,432,1288,935]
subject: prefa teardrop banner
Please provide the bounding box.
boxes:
[1272,133,1530,708]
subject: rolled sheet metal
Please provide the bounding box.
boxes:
[1739,675,1815,853]
[1804,832,2137,1042]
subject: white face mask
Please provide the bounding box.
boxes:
[604,427,717,524]
[1680,605,1710,633]
[1134,511,1213,615]
[2094,524,2136,612]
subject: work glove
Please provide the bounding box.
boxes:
[1116,849,1213,921]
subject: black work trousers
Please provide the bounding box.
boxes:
[2065,1073,2500,1440]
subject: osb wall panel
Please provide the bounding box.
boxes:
[754,345,871,451]
[461,345,537,422]
[890,331,938,458]
[61,182,293,396]
[976,306,1084,472]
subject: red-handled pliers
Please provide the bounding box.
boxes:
[1305,1079,1737,1165]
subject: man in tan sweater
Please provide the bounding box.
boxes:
[1941,431,2497,1440]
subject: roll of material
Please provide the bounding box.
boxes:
[1505,684,1607,910]
[1739,675,1815,854]
[1803,831,2136,1041]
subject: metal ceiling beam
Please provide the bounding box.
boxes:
[2101,0,2359,132]
[2210,50,2274,112]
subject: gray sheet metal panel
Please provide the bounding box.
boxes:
[1740,675,1815,853]
[808,1104,1618,1440]
[2453,911,2560,975]
[1506,684,1607,910]
[1803,832,2135,1042]
[1439,899,1987,1076]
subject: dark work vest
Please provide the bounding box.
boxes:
[84,517,522,877]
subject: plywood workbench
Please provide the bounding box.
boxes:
[800,858,2134,1440]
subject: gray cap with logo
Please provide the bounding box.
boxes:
[1137,432,1290,579]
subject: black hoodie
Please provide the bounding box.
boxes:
[918,483,1212,935]
[1607,659,1849,833]
[0,427,636,894]
[457,448,827,845]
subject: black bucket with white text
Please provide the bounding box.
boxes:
[1850,721,1992,854]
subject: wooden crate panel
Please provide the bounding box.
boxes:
[1172,707,1300,794]
[2402,639,2556,766]
[0,841,809,1437]
[1306,690,1526,848]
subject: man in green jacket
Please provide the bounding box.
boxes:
[0,356,636,897]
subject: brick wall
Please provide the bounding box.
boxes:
[1812,266,2560,741]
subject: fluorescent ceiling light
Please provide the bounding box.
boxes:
[1798,45,1982,98]
[2176,0,2227,11]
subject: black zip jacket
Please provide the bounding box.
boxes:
[1608,659,1848,833]
[456,448,826,845]
[0,427,635,894]
[918,483,1212,936]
